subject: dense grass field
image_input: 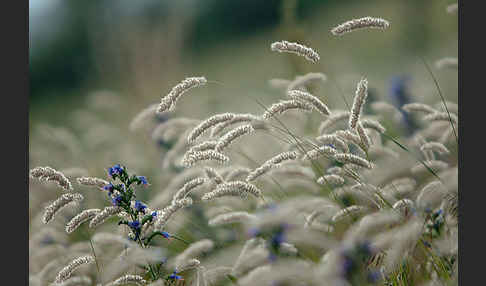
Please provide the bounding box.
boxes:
[29,1,458,285]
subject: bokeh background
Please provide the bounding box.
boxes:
[29,0,457,120]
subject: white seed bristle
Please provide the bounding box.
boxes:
[182,150,230,167]
[202,181,262,201]
[420,142,450,155]
[317,174,345,186]
[188,113,237,143]
[402,103,437,114]
[334,153,373,169]
[76,177,109,190]
[30,166,73,191]
[246,151,299,181]
[172,177,206,203]
[129,103,159,131]
[215,124,255,152]
[435,57,458,69]
[65,208,101,233]
[157,77,207,113]
[54,256,95,284]
[287,89,331,116]
[331,16,390,36]
[263,100,313,119]
[89,206,123,228]
[209,211,257,226]
[42,193,84,224]
[270,40,320,63]
[349,78,368,129]
[106,274,147,286]
[287,72,327,91]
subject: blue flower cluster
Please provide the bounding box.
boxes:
[102,164,153,242]
[340,241,381,284]
[388,75,418,135]
[249,221,290,262]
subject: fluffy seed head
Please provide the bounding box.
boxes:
[349,78,369,129]
[316,135,349,153]
[204,167,225,186]
[435,57,458,69]
[287,72,327,91]
[411,160,449,175]
[318,110,350,133]
[302,145,337,161]
[154,198,193,230]
[76,177,109,190]
[65,208,101,233]
[402,103,437,114]
[334,153,373,169]
[172,177,206,203]
[202,181,262,201]
[56,276,92,286]
[210,114,262,137]
[263,100,313,119]
[356,122,371,150]
[331,16,390,36]
[129,103,159,131]
[54,255,94,284]
[188,141,219,153]
[157,77,207,113]
[42,193,84,224]
[106,274,147,286]
[423,112,458,124]
[209,211,257,226]
[89,206,123,228]
[174,239,214,269]
[287,89,331,116]
[361,119,386,134]
[188,113,236,143]
[420,142,450,155]
[215,124,255,152]
[317,174,345,186]
[270,40,320,63]
[331,205,368,223]
[175,259,201,273]
[246,151,298,181]
[446,3,458,14]
[30,166,73,191]
[182,150,230,167]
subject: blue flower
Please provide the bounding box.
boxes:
[103,182,114,192]
[367,270,381,283]
[134,200,146,213]
[161,231,171,239]
[108,164,124,178]
[111,195,123,206]
[138,176,148,185]
[247,227,261,238]
[169,271,183,280]
[128,220,140,229]
[151,211,157,217]
[270,228,286,249]
[326,144,336,150]
[341,255,356,278]
[388,75,417,135]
